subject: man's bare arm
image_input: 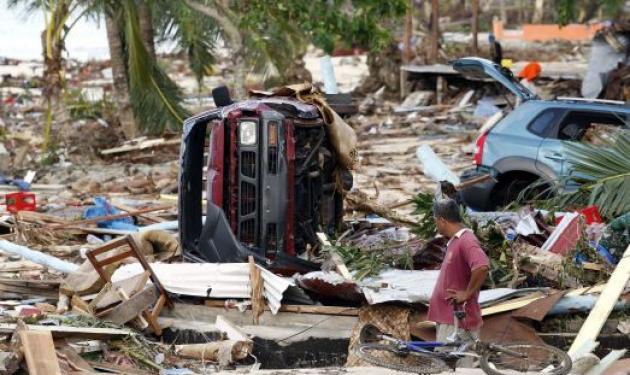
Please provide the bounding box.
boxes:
[447,266,489,303]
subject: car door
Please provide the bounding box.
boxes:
[537,109,629,189]
[530,108,567,180]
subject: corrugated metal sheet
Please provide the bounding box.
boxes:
[361,270,440,304]
[359,270,541,306]
[111,262,292,314]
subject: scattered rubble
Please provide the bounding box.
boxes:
[0,24,628,375]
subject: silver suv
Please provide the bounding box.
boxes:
[454,58,630,211]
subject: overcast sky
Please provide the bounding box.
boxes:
[0,1,109,61]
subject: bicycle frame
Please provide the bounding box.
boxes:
[376,333,479,360]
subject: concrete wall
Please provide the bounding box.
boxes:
[493,20,602,42]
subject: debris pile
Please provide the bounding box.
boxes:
[0,35,629,375]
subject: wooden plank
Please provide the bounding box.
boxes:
[0,260,44,272]
[216,315,250,342]
[204,300,360,316]
[3,320,27,374]
[112,203,166,223]
[49,204,172,229]
[101,286,158,325]
[249,256,264,325]
[88,361,155,375]
[0,283,58,299]
[565,284,606,297]
[17,211,69,224]
[100,138,179,155]
[55,339,94,372]
[0,324,132,340]
[19,330,62,375]
[414,292,548,328]
[481,292,547,316]
[569,244,630,355]
[318,231,353,281]
[89,271,149,310]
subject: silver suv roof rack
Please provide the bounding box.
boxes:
[556,96,626,105]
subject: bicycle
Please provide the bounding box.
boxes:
[354,305,572,375]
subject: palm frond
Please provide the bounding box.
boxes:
[560,132,630,219]
[122,0,188,134]
[153,1,220,86]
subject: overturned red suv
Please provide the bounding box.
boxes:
[179,86,354,271]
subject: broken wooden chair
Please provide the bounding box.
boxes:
[84,235,173,335]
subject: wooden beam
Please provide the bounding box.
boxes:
[481,292,547,316]
[204,299,359,316]
[48,204,172,229]
[88,361,155,375]
[0,324,132,340]
[249,256,264,325]
[55,339,94,373]
[112,203,166,223]
[414,292,548,328]
[19,330,62,375]
[100,138,179,155]
[101,286,158,325]
[569,244,630,355]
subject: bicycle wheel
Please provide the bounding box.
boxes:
[355,343,448,374]
[480,343,572,375]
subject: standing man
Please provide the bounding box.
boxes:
[428,199,489,366]
[488,33,503,65]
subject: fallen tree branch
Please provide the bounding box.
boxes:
[345,189,418,227]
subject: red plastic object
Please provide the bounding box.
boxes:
[580,205,603,224]
[5,192,36,213]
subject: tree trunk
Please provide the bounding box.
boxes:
[532,0,544,23]
[41,2,70,150]
[184,0,246,99]
[499,0,507,23]
[471,0,479,55]
[429,0,440,64]
[105,11,138,139]
[402,0,413,63]
[137,0,156,60]
[355,42,401,95]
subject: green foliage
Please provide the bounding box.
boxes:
[518,132,630,220]
[153,1,219,86]
[211,0,407,76]
[561,132,630,219]
[556,0,625,24]
[63,88,115,120]
[121,0,189,133]
[329,245,414,281]
[411,192,437,238]
[470,220,512,288]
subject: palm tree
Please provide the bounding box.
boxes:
[11,0,189,138]
[105,6,137,139]
[8,0,91,149]
[183,0,246,99]
[137,0,155,59]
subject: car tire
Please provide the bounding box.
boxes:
[491,178,533,209]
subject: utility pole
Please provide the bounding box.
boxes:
[429,0,439,63]
[403,0,413,63]
[472,0,479,55]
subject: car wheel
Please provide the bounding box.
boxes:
[491,178,534,209]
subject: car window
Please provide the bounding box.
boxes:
[527,108,565,137]
[553,110,628,142]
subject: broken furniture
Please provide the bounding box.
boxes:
[85,235,173,335]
